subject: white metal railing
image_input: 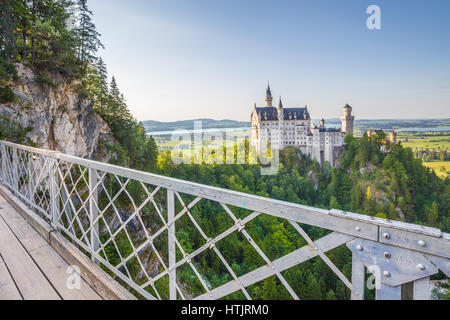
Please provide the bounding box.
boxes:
[0,140,448,300]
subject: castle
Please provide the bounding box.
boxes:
[250,85,355,167]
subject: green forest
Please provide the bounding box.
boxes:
[1,0,449,300]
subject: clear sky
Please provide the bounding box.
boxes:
[89,0,450,122]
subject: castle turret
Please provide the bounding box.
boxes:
[390,131,397,144]
[277,97,284,119]
[341,104,355,135]
[320,118,325,128]
[277,96,283,110]
[265,83,273,107]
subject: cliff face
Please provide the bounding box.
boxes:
[0,64,111,158]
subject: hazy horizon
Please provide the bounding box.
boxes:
[142,117,450,123]
[90,0,450,122]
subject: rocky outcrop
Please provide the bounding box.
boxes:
[0,63,111,158]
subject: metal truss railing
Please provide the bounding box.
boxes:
[0,140,449,300]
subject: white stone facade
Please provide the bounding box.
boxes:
[251,85,355,167]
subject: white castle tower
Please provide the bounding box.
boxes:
[341,104,355,135]
[265,83,273,107]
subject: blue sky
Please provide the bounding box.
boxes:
[89,0,450,122]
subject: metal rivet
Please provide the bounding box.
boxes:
[356,245,363,251]
[382,233,391,240]
[383,271,391,278]
[417,240,426,247]
[417,264,425,271]
[383,252,391,259]
[355,226,361,232]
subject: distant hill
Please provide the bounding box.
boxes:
[143,118,450,133]
[142,119,250,132]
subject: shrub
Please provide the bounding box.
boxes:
[35,71,57,88]
[0,57,18,81]
[0,85,15,103]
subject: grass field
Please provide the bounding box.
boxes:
[399,134,450,150]
[423,161,450,178]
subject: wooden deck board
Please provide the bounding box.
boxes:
[0,214,61,300]
[30,245,101,300]
[0,255,22,300]
[0,202,49,252]
[0,195,102,300]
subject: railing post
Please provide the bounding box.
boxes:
[89,168,100,264]
[413,277,431,300]
[27,154,33,204]
[351,254,365,300]
[1,143,6,183]
[12,147,19,191]
[167,189,176,300]
[49,158,59,228]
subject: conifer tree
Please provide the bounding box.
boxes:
[76,0,103,72]
[0,0,19,62]
[96,57,108,107]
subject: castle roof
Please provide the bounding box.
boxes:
[312,126,341,133]
[254,107,310,121]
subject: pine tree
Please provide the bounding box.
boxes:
[426,202,439,226]
[0,0,19,62]
[96,57,108,107]
[350,183,365,212]
[76,0,104,72]
[325,290,337,300]
[261,277,279,300]
[329,196,338,209]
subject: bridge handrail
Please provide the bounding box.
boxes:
[0,140,448,300]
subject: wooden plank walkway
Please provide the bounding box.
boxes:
[0,195,102,300]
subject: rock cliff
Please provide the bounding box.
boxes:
[0,63,111,158]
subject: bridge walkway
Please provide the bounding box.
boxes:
[0,195,101,300]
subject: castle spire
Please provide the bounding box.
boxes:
[277,96,283,109]
[265,82,273,107]
[267,82,271,93]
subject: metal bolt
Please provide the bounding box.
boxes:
[417,240,426,247]
[417,264,425,271]
[383,252,391,259]
[355,226,361,232]
[382,233,391,240]
[356,244,363,251]
[383,271,391,278]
